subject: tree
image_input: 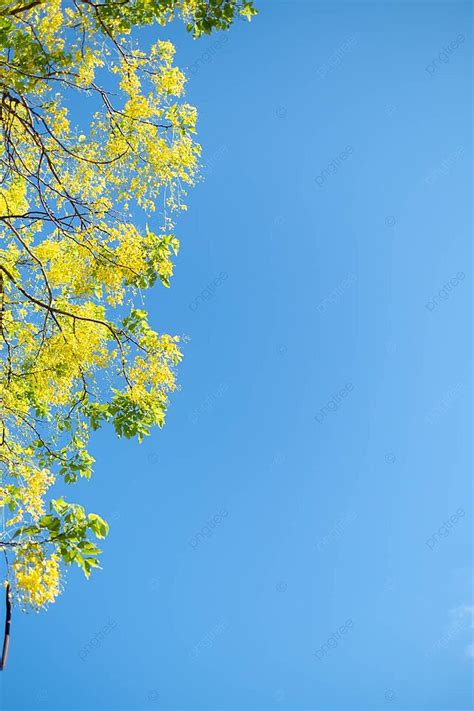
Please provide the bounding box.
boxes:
[0,0,257,627]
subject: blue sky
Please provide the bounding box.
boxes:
[1,1,472,709]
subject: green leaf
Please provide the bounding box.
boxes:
[88,513,109,539]
[39,515,61,532]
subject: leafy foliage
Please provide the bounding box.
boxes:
[0,0,256,610]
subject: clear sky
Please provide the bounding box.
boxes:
[1,1,473,709]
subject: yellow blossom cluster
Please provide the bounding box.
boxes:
[12,548,62,611]
[1,463,54,527]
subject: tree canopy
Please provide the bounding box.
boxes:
[0,0,256,614]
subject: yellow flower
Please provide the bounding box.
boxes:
[156,40,176,63]
[13,549,62,611]
[158,67,186,96]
